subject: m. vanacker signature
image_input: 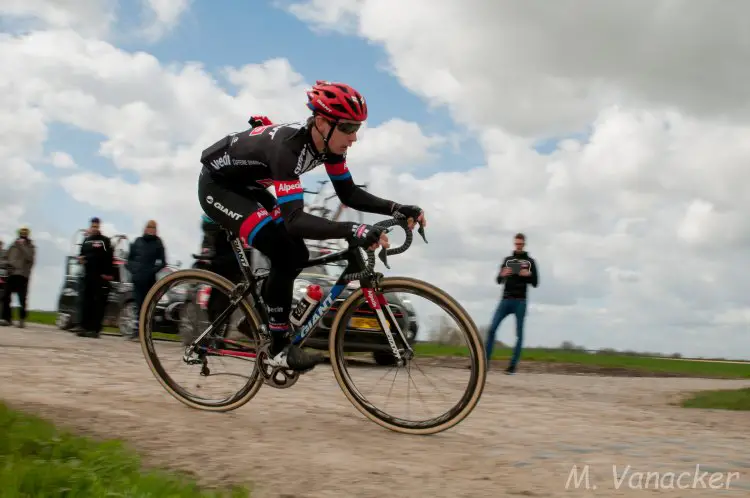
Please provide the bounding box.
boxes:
[565,464,742,490]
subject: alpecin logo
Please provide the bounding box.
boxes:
[275,180,302,195]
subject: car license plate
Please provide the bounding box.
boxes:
[350,317,380,330]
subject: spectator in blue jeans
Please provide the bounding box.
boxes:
[485,233,539,374]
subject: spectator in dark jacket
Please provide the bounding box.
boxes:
[485,233,539,374]
[126,220,167,339]
[1,227,36,328]
[77,217,115,338]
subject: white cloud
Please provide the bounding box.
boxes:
[0,14,442,314]
[0,0,117,38]
[0,0,191,42]
[48,151,77,169]
[139,0,192,41]
[284,0,750,359]
[287,0,750,136]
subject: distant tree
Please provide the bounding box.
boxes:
[560,340,586,351]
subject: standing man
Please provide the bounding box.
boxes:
[77,217,115,338]
[1,227,36,328]
[485,233,539,374]
[125,220,167,339]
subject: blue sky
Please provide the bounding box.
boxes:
[30,0,501,243]
[34,0,574,242]
[8,0,577,309]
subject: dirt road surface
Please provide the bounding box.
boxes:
[1,325,749,497]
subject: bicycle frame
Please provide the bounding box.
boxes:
[187,229,414,362]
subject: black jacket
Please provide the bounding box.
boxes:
[496,251,539,299]
[80,233,115,280]
[126,234,166,283]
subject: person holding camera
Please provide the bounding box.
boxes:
[485,233,539,374]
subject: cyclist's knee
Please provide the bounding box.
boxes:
[239,206,274,248]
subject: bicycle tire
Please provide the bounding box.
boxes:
[328,276,487,435]
[138,268,266,412]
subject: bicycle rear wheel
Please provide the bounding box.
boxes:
[139,268,266,411]
[328,276,487,435]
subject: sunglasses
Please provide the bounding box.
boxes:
[332,120,361,135]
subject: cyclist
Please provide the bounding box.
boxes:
[198,80,426,373]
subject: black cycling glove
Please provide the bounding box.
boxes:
[391,203,423,222]
[346,223,383,249]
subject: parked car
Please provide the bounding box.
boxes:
[55,231,182,336]
[55,254,136,334]
[0,258,8,304]
[252,244,420,365]
[181,243,419,365]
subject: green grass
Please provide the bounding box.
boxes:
[24,310,58,326]
[414,343,750,378]
[680,388,750,411]
[25,310,118,333]
[23,309,750,378]
[0,400,251,497]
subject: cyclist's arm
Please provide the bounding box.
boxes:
[271,152,354,240]
[325,159,394,215]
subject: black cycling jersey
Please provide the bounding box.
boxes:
[200,121,395,240]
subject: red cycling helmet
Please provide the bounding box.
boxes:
[306,80,368,122]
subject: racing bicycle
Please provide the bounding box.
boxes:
[138,214,487,435]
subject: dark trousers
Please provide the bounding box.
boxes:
[80,276,109,333]
[485,298,527,370]
[1,275,29,322]
[132,276,155,327]
[75,275,86,326]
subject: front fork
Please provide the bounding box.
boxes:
[362,281,414,367]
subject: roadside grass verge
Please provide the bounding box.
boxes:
[414,344,750,379]
[23,310,58,326]
[23,310,750,378]
[0,400,251,497]
[680,388,750,411]
[25,309,118,333]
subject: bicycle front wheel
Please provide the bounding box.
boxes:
[139,268,266,412]
[328,276,487,435]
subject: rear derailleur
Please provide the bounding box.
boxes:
[183,346,211,376]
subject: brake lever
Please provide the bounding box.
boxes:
[377,227,393,269]
[378,246,391,269]
[417,223,428,244]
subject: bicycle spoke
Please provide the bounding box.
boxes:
[330,277,486,435]
[139,269,265,411]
